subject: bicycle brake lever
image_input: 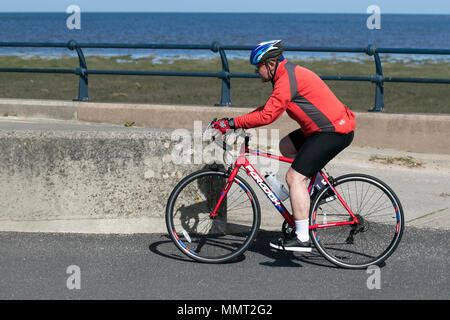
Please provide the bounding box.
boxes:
[204,118,217,135]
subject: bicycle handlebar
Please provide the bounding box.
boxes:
[204,118,217,135]
[205,118,251,152]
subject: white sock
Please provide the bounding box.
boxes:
[295,219,310,242]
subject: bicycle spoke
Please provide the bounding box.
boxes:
[311,174,404,269]
[167,170,260,263]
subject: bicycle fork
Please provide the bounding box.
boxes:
[209,166,240,219]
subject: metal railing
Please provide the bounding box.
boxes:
[0,40,449,111]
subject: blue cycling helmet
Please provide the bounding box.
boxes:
[250,40,285,65]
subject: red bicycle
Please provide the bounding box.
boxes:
[166,120,404,269]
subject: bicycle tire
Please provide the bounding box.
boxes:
[309,173,404,269]
[166,169,261,263]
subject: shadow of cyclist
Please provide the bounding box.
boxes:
[247,230,339,269]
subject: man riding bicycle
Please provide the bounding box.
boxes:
[213,40,356,252]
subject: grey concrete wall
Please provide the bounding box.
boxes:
[0,99,78,120]
[0,98,449,234]
[1,98,449,154]
[0,127,201,233]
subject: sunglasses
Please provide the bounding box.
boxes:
[255,62,265,71]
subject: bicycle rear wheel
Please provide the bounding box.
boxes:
[309,174,404,269]
[166,169,260,263]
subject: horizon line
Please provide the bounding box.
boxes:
[1,11,449,15]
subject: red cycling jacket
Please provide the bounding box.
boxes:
[234,59,356,136]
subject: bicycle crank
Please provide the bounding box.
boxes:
[282,221,296,239]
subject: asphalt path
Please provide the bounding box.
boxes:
[0,227,448,300]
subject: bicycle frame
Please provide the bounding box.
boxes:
[209,138,359,230]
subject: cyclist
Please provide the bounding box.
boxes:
[213,40,356,252]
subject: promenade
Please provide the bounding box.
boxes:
[0,111,448,233]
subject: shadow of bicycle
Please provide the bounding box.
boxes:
[148,230,341,269]
[250,230,387,269]
[148,234,246,264]
[249,230,339,269]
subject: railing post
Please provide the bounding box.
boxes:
[211,42,233,106]
[68,40,90,101]
[366,44,384,112]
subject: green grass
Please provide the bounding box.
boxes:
[369,155,424,168]
[0,55,449,113]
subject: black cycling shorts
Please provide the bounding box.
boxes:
[288,129,354,177]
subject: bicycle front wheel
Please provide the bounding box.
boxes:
[310,174,404,269]
[166,169,261,263]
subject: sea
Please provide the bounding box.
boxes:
[0,13,449,62]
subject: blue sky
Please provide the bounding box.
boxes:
[1,0,449,14]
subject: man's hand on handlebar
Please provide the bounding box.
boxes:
[212,118,235,134]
